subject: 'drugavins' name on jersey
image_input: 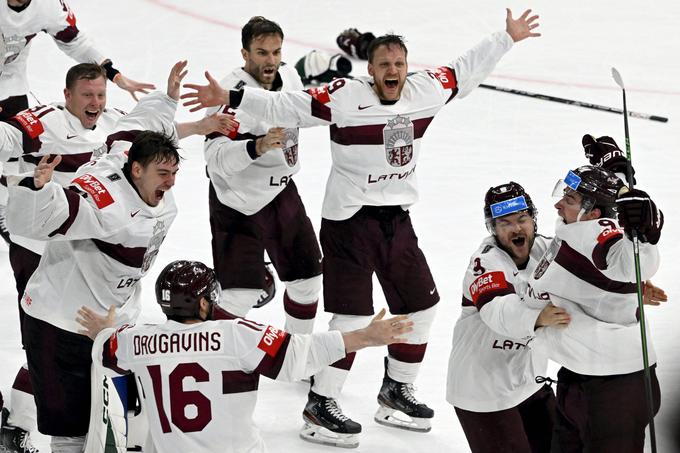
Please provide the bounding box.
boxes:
[132,331,222,356]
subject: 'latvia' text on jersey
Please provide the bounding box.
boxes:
[235,31,513,220]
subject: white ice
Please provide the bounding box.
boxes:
[1,0,679,451]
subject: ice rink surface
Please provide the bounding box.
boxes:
[1,0,679,451]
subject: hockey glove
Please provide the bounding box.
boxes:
[295,50,352,86]
[616,188,663,244]
[582,134,634,181]
[336,28,376,60]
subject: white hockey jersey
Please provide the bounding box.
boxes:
[528,218,660,376]
[235,31,513,220]
[204,63,304,215]
[7,150,178,333]
[96,319,345,453]
[446,235,551,412]
[0,91,179,254]
[0,0,105,99]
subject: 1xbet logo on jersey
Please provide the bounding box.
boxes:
[383,115,414,167]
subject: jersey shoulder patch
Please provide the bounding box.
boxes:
[257,325,287,357]
[72,173,114,209]
[13,110,45,139]
[469,271,509,305]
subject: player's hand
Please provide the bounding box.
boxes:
[33,154,62,189]
[643,280,668,306]
[505,8,541,42]
[256,127,286,155]
[166,60,188,101]
[113,73,156,102]
[194,112,238,136]
[181,71,229,112]
[535,303,570,328]
[342,308,414,353]
[76,305,116,339]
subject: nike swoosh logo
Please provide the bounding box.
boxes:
[130,210,141,218]
[429,288,436,295]
[513,271,519,277]
[358,105,373,110]
[66,134,78,139]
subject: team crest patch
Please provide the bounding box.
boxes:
[107,173,121,182]
[383,115,414,167]
[257,325,287,357]
[282,128,299,167]
[141,220,167,273]
[533,237,562,279]
[73,174,114,208]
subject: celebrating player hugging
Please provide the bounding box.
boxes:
[0,3,669,453]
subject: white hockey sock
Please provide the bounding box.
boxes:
[386,356,421,384]
[218,288,262,317]
[7,364,36,432]
[311,366,350,399]
[51,435,86,453]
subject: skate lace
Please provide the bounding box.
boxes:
[324,398,349,422]
[399,383,422,406]
[0,204,7,233]
[18,431,39,453]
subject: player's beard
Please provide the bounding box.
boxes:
[498,234,535,268]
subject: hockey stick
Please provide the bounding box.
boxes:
[478,83,668,123]
[611,67,657,453]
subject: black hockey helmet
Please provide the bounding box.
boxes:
[155,260,220,319]
[553,165,624,218]
[484,181,537,235]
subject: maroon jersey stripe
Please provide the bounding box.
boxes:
[388,343,427,363]
[330,117,434,146]
[555,241,637,293]
[22,152,94,173]
[475,283,516,311]
[102,338,130,375]
[48,188,81,237]
[221,370,260,394]
[54,25,79,43]
[592,232,624,270]
[311,97,332,122]
[106,130,143,150]
[330,351,355,371]
[92,239,147,269]
[253,334,291,379]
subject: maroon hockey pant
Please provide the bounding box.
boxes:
[455,384,557,453]
[555,366,660,453]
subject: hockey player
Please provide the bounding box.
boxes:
[203,16,323,335]
[75,259,414,453]
[447,182,571,453]
[528,164,663,452]
[182,8,541,447]
[0,61,234,453]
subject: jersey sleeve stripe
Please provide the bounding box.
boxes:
[48,188,81,237]
[555,241,637,294]
[253,333,291,380]
[329,117,433,146]
[475,284,516,311]
[221,370,260,394]
[310,97,332,122]
[22,152,94,174]
[105,130,143,151]
[592,231,624,270]
[92,239,147,269]
[102,338,130,375]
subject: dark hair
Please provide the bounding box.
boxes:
[127,131,181,168]
[65,63,107,89]
[241,16,284,50]
[367,34,408,63]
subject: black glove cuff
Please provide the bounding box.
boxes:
[101,59,121,82]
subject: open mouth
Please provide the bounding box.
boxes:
[155,189,164,200]
[85,110,99,120]
[511,237,526,247]
[262,67,276,77]
[384,79,399,88]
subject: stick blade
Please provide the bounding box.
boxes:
[611,67,625,89]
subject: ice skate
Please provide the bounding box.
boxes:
[300,390,361,449]
[374,359,434,432]
[0,408,39,453]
